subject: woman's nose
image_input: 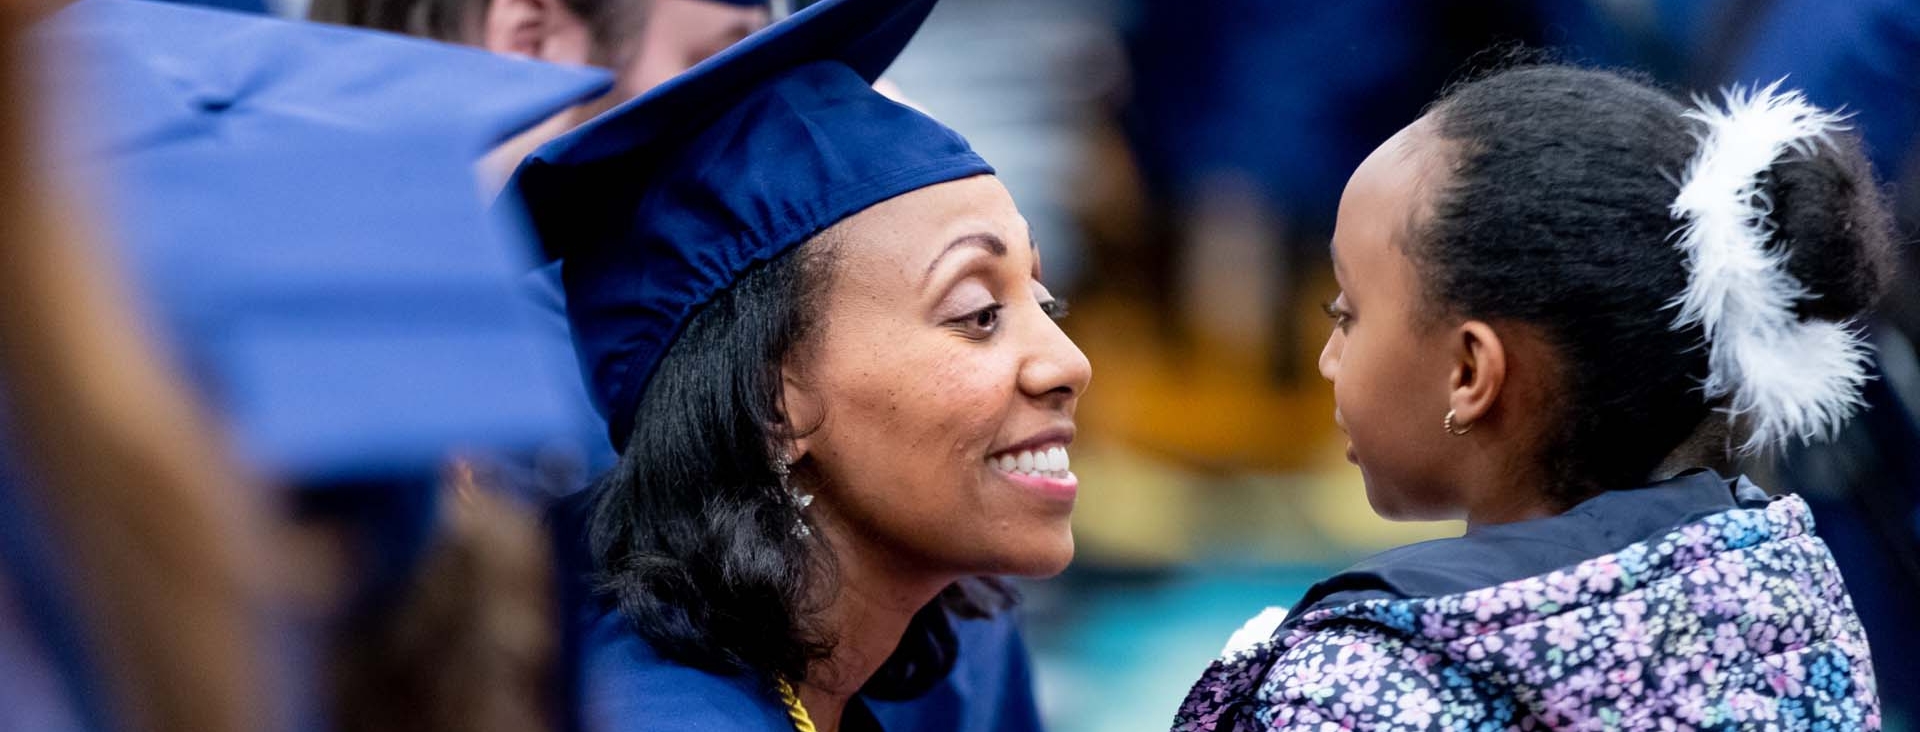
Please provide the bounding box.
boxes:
[1019,313,1092,403]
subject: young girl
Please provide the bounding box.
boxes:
[1174,65,1892,731]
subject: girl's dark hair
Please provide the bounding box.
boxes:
[585,237,1012,690]
[1412,64,1897,505]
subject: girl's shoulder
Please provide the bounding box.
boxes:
[1288,469,1756,621]
[1175,489,1870,731]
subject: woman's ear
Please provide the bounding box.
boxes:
[779,365,823,462]
[1448,320,1507,429]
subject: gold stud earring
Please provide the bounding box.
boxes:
[1444,409,1474,436]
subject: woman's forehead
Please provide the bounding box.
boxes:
[831,176,1030,273]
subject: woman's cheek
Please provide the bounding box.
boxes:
[926,361,1009,446]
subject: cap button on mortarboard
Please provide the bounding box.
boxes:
[196,93,235,113]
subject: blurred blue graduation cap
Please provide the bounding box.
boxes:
[45,0,613,487]
[505,0,991,448]
[8,3,615,723]
[156,0,268,16]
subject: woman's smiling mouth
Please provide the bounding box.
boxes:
[985,434,1078,500]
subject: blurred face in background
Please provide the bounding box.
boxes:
[477,0,770,182]
[611,0,767,106]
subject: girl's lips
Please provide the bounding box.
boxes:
[1345,442,1358,465]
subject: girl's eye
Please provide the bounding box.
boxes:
[1322,299,1353,331]
[1040,298,1070,321]
[951,303,1004,339]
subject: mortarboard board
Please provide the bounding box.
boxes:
[505,0,991,448]
[44,0,614,486]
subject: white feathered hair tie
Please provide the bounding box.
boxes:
[1669,79,1870,455]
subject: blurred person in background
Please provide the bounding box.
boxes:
[26,1,613,730]
[505,0,1087,729]
[1176,65,1893,730]
[313,0,773,481]
[308,0,769,183]
[3,3,269,730]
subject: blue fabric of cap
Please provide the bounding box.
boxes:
[506,0,991,448]
[43,0,614,484]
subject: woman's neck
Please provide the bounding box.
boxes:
[796,529,953,732]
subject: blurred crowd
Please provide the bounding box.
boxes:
[4,0,1918,730]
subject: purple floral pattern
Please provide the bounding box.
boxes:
[1173,496,1880,731]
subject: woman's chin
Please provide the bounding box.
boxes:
[996,530,1075,579]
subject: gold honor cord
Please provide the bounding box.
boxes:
[774,677,818,732]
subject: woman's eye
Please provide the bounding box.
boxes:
[951,303,1003,339]
[1040,298,1070,321]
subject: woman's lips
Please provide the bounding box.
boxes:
[988,461,1078,501]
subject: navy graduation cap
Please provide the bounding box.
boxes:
[505,0,992,448]
[45,0,612,484]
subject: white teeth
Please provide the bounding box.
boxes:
[987,446,1073,477]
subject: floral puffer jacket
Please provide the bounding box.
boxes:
[1173,494,1880,731]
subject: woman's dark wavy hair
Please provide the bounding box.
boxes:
[1409,63,1898,507]
[585,234,1014,693]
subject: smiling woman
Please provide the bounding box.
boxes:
[588,173,1088,724]
[789,177,1084,582]
[506,0,1087,730]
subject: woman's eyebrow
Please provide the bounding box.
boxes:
[920,233,1008,287]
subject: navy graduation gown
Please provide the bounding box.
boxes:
[551,494,1046,732]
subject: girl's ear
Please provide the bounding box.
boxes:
[1447,320,1507,430]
